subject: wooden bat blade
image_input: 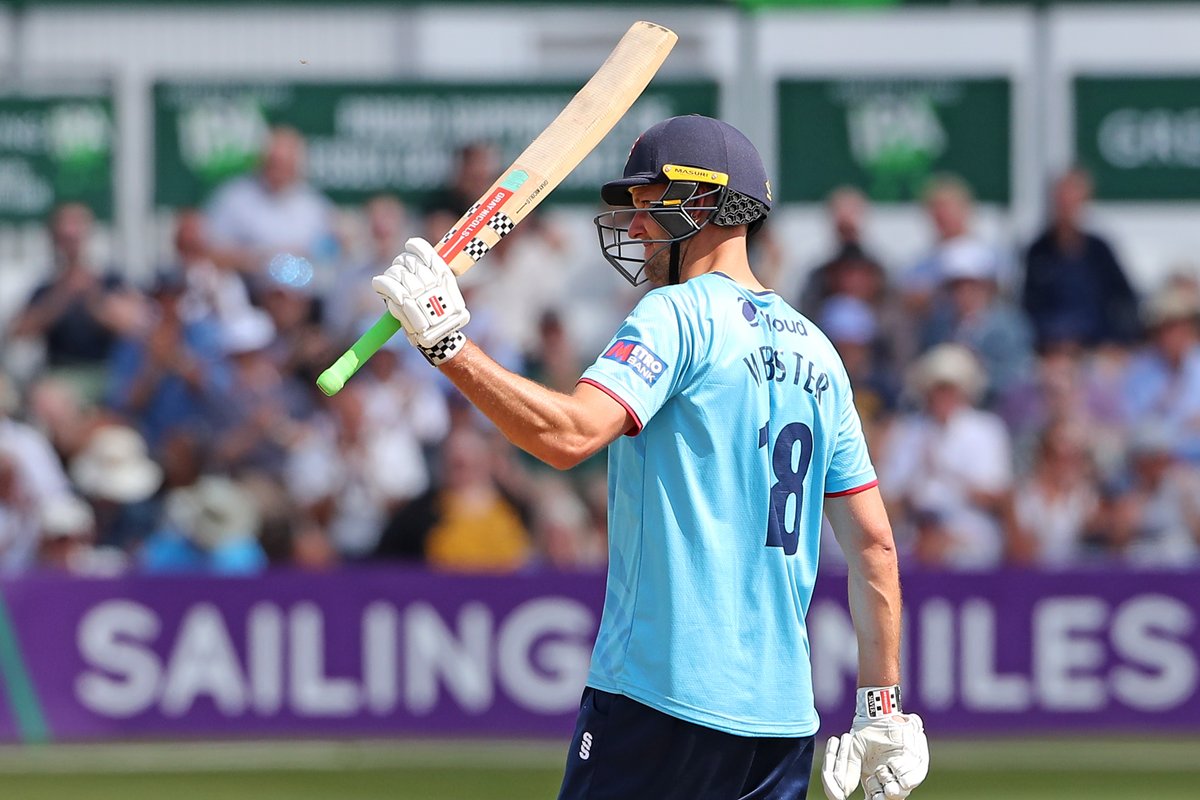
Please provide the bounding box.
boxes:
[318,21,677,396]
[436,20,678,275]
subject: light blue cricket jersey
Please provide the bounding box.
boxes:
[578,272,877,737]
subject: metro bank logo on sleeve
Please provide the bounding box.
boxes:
[602,339,668,386]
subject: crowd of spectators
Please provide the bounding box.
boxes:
[1,126,1197,577]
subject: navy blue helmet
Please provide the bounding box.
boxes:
[595,115,772,285]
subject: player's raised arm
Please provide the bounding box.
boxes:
[823,487,929,800]
[371,238,631,470]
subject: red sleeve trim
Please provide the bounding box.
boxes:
[578,378,643,436]
[825,479,879,498]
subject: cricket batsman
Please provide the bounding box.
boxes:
[372,114,929,799]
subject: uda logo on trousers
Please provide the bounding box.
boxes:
[579,731,593,760]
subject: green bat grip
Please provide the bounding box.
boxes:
[316,312,402,396]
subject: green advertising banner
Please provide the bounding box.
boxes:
[776,77,1011,204]
[153,81,718,209]
[0,94,114,221]
[1075,76,1200,201]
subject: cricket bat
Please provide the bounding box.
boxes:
[316,20,678,396]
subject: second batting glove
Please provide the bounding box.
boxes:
[372,237,470,365]
[822,686,929,800]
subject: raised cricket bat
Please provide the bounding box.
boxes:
[316,20,678,396]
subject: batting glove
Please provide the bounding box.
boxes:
[822,686,929,800]
[372,237,470,365]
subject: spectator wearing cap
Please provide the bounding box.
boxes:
[69,424,163,551]
[211,311,306,479]
[818,296,899,441]
[141,475,268,574]
[900,175,1010,322]
[1105,423,1200,566]
[105,271,230,451]
[921,238,1034,407]
[1022,168,1140,349]
[1119,288,1200,464]
[877,344,1014,569]
[205,126,338,276]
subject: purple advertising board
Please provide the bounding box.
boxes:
[0,566,1196,742]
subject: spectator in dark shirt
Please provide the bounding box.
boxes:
[10,204,141,389]
[1023,168,1140,348]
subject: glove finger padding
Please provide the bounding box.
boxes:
[372,237,471,358]
[855,713,929,800]
[821,734,862,800]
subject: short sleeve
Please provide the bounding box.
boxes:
[825,379,878,496]
[578,291,691,434]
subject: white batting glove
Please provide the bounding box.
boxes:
[822,686,929,800]
[371,237,470,365]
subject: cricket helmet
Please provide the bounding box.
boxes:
[595,115,773,285]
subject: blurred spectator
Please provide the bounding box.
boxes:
[0,372,71,499]
[878,344,1014,569]
[205,126,338,275]
[1011,421,1104,567]
[921,238,1034,405]
[286,380,430,559]
[373,424,532,572]
[1120,289,1200,464]
[326,194,410,338]
[25,375,109,467]
[258,258,335,386]
[1002,340,1131,481]
[1107,423,1200,566]
[141,475,268,574]
[818,296,899,444]
[799,186,885,318]
[68,424,163,551]
[0,451,40,573]
[901,174,1008,322]
[1022,168,1140,349]
[165,208,257,337]
[0,372,71,571]
[211,311,305,477]
[360,341,450,465]
[36,493,126,576]
[523,310,583,395]
[459,211,570,356]
[105,272,230,451]
[426,141,500,217]
[529,476,606,570]
[8,203,141,396]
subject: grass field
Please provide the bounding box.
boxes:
[0,736,1195,799]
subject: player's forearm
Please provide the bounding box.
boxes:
[827,489,903,687]
[846,543,902,687]
[439,341,603,470]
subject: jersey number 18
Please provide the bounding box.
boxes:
[758,422,813,556]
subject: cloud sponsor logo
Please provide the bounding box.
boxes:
[602,339,667,386]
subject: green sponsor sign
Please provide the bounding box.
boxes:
[776,77,1011,204]
[1075,76,1200,201]
[0,94,114,221]
[153,81,718,209]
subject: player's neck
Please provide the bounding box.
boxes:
[681,233,764,292]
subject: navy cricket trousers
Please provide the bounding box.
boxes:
[557,687,814,800]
